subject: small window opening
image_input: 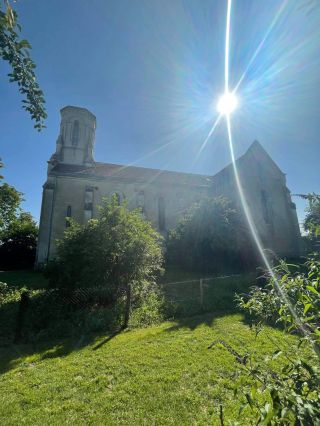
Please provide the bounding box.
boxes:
[72,120,80,146]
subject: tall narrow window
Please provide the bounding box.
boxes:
[84,187,94,221]
[158,196,165,231]
[137,191,145,213]
[261,190,272,225]
[84,187,93,210]
[66,205,72,227]
[72,120,80,146]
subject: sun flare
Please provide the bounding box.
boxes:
[217,92,238,115]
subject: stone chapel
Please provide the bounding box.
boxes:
[35,105,301,266]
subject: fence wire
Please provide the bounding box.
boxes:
[160,273,255,314]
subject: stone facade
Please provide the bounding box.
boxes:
[35,106,301,266]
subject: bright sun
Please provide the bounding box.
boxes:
[217,92,238,115]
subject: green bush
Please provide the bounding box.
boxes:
[234,256,320,424]
[46,196,163,288]
[45,196,164,329]
[129,288,165,328]
[166,196,256,274]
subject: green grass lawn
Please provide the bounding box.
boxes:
[0,313,295,425]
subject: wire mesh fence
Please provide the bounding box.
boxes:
[160,272,256,316]
[2,272,256,344]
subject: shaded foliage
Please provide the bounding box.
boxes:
[166,196,256,274]
[0,1,46,129]
[0,212,38,270]
[0,161,38,270]
[0,282,123,345]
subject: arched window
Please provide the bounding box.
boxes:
[72,120,80,146]
[66,205,72,227]
[158,196,165,231]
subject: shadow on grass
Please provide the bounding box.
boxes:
[0,271,268,374]
[92,328,122,350]
[0,328,122,374]
[164,308,254,333]
[0,291,124,374]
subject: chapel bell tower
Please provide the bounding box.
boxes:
[52,106,96,167]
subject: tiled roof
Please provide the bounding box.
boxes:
[50,162,213,187]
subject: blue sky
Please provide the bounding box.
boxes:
[1,0,320,227]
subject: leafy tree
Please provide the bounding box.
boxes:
[303,193,320,238]
[0,160,38,269]
[0,159,22,232]
[295,193,320,253]
[45,196,164,327]
[166,196,255,273]
[0,1,46,130]
[0,211,38,269]
[0,182,22,232]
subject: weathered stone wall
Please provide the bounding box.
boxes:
[38,173,209,261]
[210,142,301,257]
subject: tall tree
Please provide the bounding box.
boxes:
[0,211,38,269]
[0,160,38,269]
[0,159,22,232]
[0,0,46,130]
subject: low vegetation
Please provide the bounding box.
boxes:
[236,255,320,424]
[0,313,300,425]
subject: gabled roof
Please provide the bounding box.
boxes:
[211,140,285,183]
[50,141,284,186]
[50,162,213,187]
[245,140,285,175]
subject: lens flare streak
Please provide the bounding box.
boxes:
[223,0,319,356]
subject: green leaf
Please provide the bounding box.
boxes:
[272,350,282,360]
[306,286,319,295]
[303,303,312,314]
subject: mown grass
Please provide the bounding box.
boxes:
[0,269,287,424]
[0,313,296,425]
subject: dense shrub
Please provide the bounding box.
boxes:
[234,256,320,424]
[46,197,163,289]
[166,196,255,274]
[45,196,164,328]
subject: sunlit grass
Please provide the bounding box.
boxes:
[0,313,297,425]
